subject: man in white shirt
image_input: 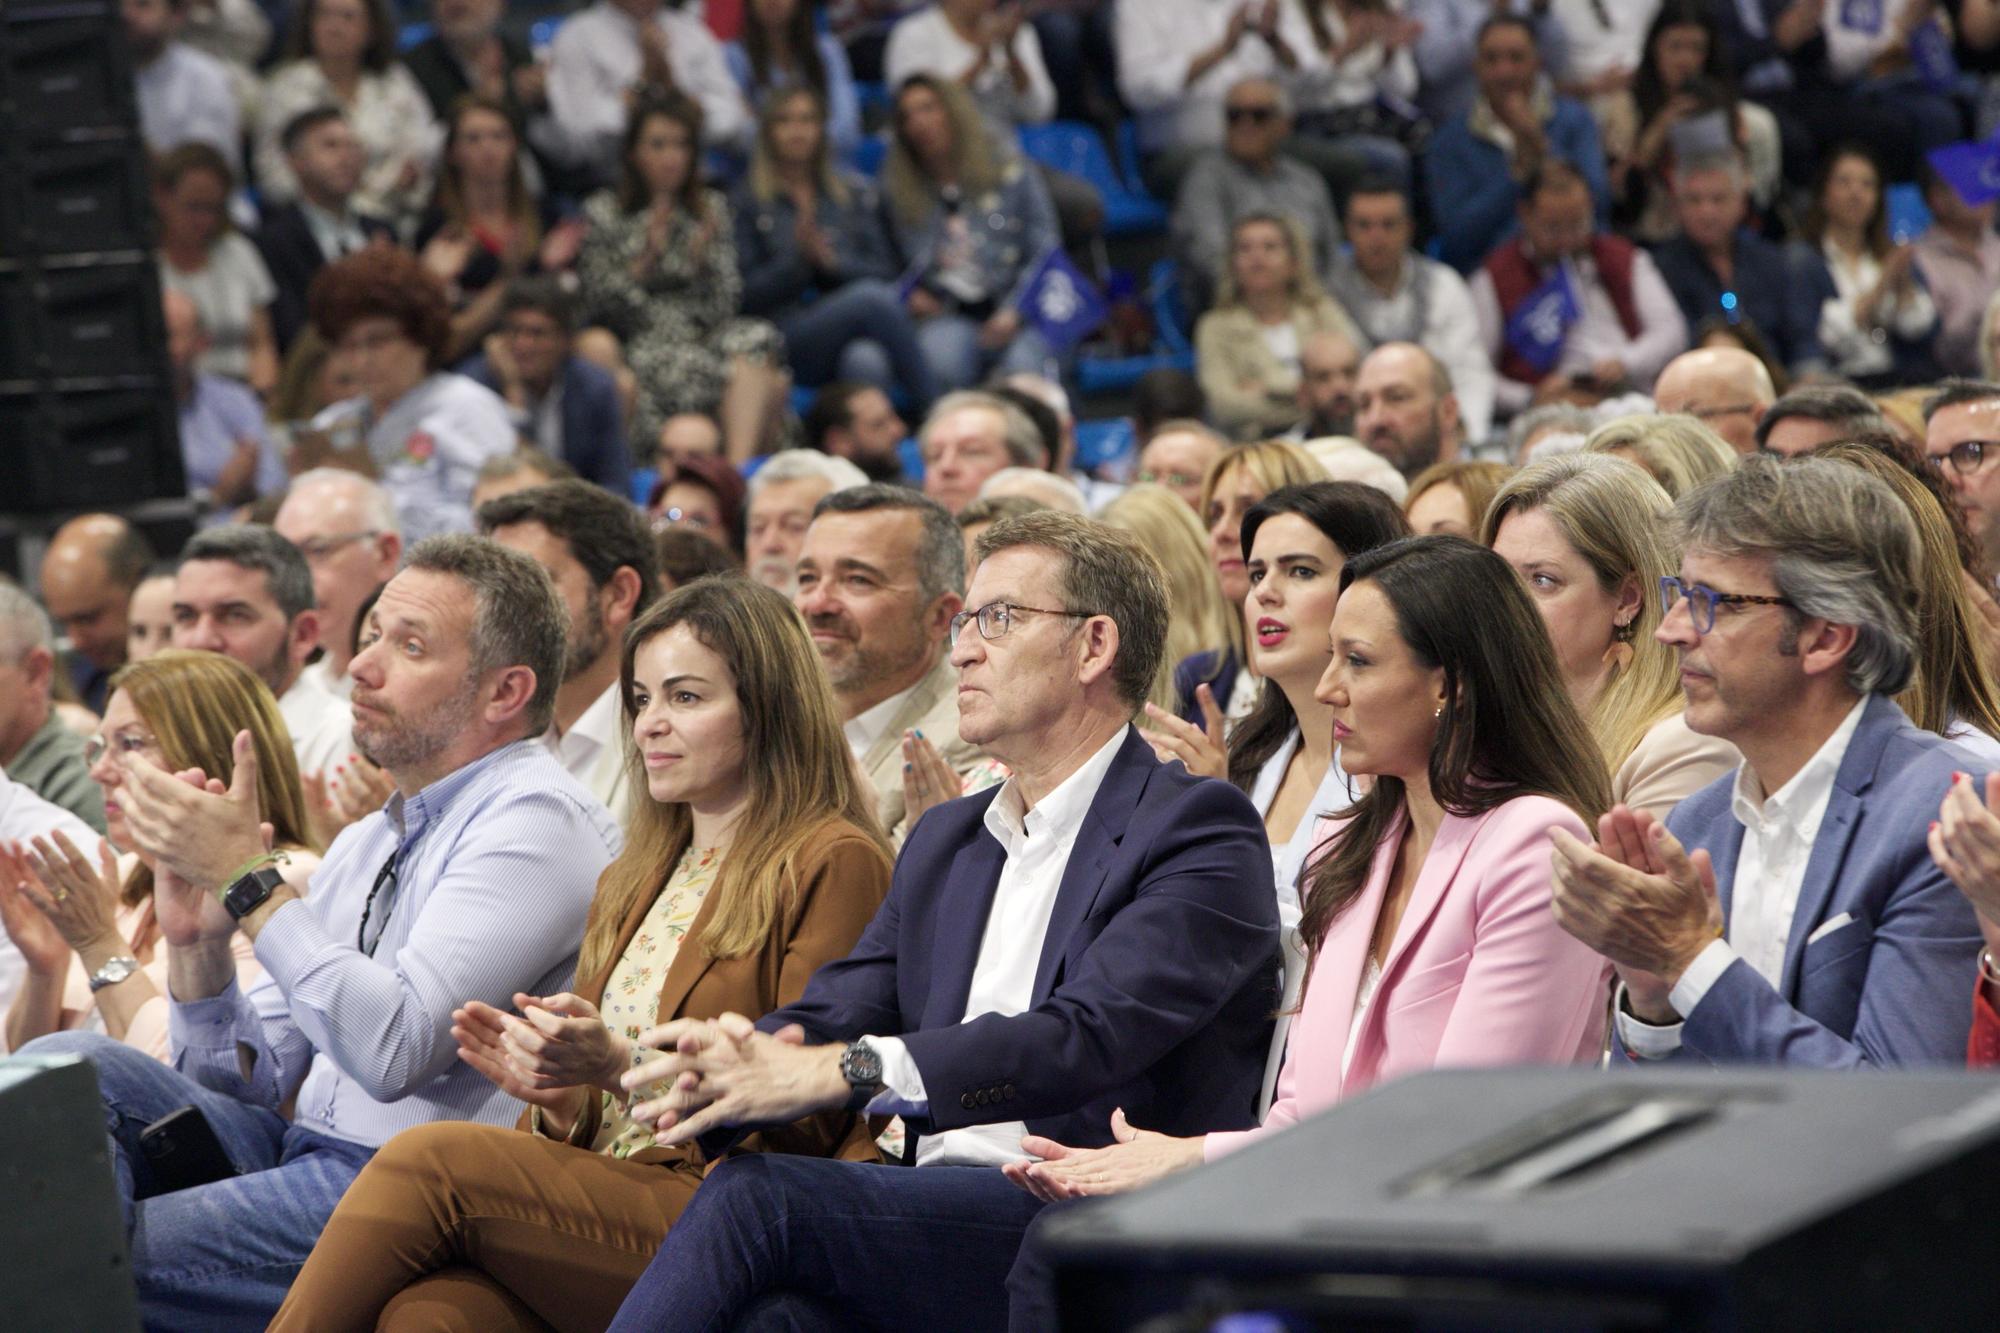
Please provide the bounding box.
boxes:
[0,769,105,1011]
[274,470,404,703]
[1327,178,1498,443]
[479,479,659,823]
[1551,457,1985,1069]
[1116,0,1316,196]
[1471,159,1687,420]
[545,0,752,182]
[744,450,868,595]
[125,0,241,164]
[794,485,984,840]
[884,0,1057,132]
[605,510,1277,1330]
[170,526,354,788]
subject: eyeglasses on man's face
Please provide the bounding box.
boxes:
[1658,576,1795,635]
[949,601,1096,643]
[1928,439,2000,477]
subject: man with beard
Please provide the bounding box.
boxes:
[171,526,356,787]
[794,485,984,839]
[1285,330,1361,441]
[479,480,659,822]
[744,450,869,595]
[21,535,620,1329]
[1354,342,1466,478]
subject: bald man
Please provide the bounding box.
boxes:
[273,468,403,698]
[1355,342,1464,477]
[1651,348,1776,457]
[38,515,154,713]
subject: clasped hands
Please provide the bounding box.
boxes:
[613,1015,847,1148]
[1549,804,1723,1024]
[110,730,280,946]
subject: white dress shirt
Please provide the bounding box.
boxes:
[1618,697,1867,1058]
[884,7,1056,129]
[279,668,355,788]
[1248,730,1352,1111]
[0,770,105,1017]
[135,42,241,164]
[1471,249,1689,415]
[867,725,1130,1168]
[546,681,630,824]
[842,679,926,762]
[302,655,354,702]
[547,1,752,176]
[1115,0,1319,154]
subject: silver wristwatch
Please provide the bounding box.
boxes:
[87,956,142,993]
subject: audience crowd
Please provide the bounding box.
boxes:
[10,0,2000,1326]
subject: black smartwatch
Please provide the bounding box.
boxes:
[840,1038,885,1110]
[221,865,289,921]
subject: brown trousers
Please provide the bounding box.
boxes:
[268,1120,704,1332]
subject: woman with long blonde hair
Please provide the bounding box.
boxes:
[1,651,319,1058]
[1098,483,1236,716]
[1484,453,1738,820]
[880,73,1061,390]
[272,578,892,1332]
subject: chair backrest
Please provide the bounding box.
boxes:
[847,133,890,178]
[1018,122,1126,202]
[1150,259,1194,357]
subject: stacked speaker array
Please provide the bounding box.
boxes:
[0,2,183,516]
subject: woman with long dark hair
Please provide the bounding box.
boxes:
[726,0,863,155]
[1006,537,1611,1200]
[1138,482,1409,1107]
[1798,144,1939,386]
[270,579,893,1331]
[576,91,789,462]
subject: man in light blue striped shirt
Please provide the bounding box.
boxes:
[24,536,622,1331]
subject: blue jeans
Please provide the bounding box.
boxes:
[605,1155,1047,1333]
[21,1030,377,1332]
[779,279,940,413]
[917,315,1057,392]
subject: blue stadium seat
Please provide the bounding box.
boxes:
[398,21,433,51]
[845,133,890,178]
[1074,258,1196,394]
[1016,122,1167,237]
[1074,418,1134,472]
[854,81,892,116]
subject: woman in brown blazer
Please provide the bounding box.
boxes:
[271,579,893,1332]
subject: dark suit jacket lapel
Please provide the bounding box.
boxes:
[925,831,1008,1028]
[1777,698,1892,992]
[1031,729,1152,1002]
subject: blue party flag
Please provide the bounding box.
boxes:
[1015,247,1107,354]
[1927,140,2000,208]
[1503,264,1580,376]
[1910,18,1959,95]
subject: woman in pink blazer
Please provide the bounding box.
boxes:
[1005,534,1614,1202]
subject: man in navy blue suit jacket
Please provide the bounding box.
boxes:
[1552,456,1983,1069]
[461,278,633,499]
[603,512,1278,1333]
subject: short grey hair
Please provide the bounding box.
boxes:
[813,483,968,601]
[977,467,1088,515]
[1674,455,1920,696]
[1226,75,1293,121]
[748,449,869,497]
[179,526,316,621]
[0,578,53,663]
[289,467,399,535]
[402,535,568,735]
[921,391,1047,470]
[1509,403,1596,462]
[1672,150,1748,192]
[973,511,1169,712]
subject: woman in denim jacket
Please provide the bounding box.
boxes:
[733,86,938,415]
[879,73,1061,391]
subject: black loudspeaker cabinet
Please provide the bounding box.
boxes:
[0,1,180,514]
[1043,1068,2000,1332]
[0,1055,140,1330]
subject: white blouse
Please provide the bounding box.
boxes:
[1818,239,1937,378]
